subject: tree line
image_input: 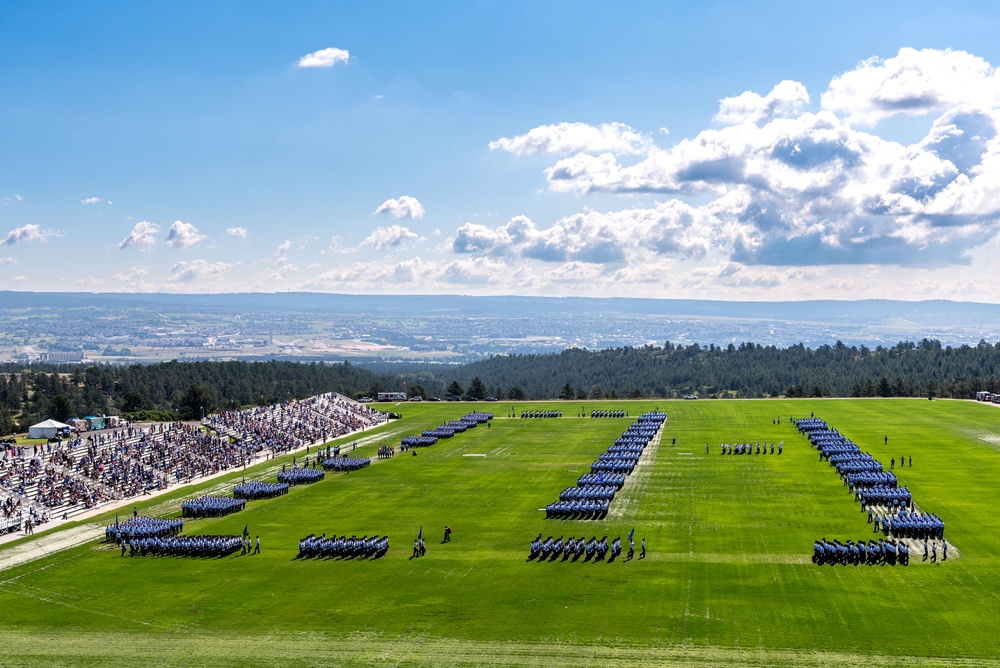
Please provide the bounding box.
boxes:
[3,338,1000,434]
[387,338,1000,402]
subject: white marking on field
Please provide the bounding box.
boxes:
[462,454,487,457]
[677,452,693,455]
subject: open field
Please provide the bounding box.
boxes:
[1,399,999,666]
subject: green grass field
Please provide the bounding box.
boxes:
[2,399,1000,666]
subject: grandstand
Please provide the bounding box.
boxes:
[0,392,385,527]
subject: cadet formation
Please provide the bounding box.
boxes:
[812,537,909,566]
[545,412,665,519]
[277,466,325,485]
[797,416,947,565]
[718,441,782,455]
[403,412,493,449]
[298,533,389,559]
[528,532,643,563]
[181,495,246,518]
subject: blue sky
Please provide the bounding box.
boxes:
[3,1,1000,301]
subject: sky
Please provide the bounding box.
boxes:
[4,1,1000,302]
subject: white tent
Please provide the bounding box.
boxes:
[28,419,71,439]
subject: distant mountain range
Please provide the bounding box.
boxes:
[5,290,1000,324]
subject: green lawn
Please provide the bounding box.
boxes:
[1,399,999,666]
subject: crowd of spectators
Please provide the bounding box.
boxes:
[0,392,384,527]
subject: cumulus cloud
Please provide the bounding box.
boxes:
[716,80,810,125]
[490,122,653,156]
[297,47,350,68]
[822,47,1000,125]
[361,225,420,251]
[167,259,233,283]
[119,221,160,251]
[0,257,16,266]
[226,227,248,239]
[264,258,297,281]
[165,221,206,249]
[496,49,1000,269]
[0,224,64,246]
[374,196,425,219]
[276,240,293,256]
[111,266,149,285]
[452,204,712,265]
[81,196,111,205]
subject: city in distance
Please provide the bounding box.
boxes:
[4,291,1000,366]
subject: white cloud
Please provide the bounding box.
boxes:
[0,224,64,246]
[119,221,160,251]
[111,266,150,286]
[822,48,1000,125]
[167,259,233,283]
[0,257,15,266]
[374,196,425,220]
[165,221,206,249]
[543,261,606,283]
[716,80,810,125]
[264,259,297,281]
[507,64,1000,268]
[10,275,25,283]
[81,196,111,205]
[452,203,712,265]
[75,275,106,287]
[297,47,350,68]
[441,257,510,285]
[276,240,293,256]
[361,225,420,251]
[1,194,23,206]
[226,227,248,239]
[490,122,653,156]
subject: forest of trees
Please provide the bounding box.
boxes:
[388,338,1000,403]
[3,338,1000,435]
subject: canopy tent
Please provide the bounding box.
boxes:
[28,419,71,439]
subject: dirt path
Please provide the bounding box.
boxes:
[0,523,104,572]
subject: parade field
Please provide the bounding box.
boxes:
[1,398,999,666]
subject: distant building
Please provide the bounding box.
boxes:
[38,351,84,363]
